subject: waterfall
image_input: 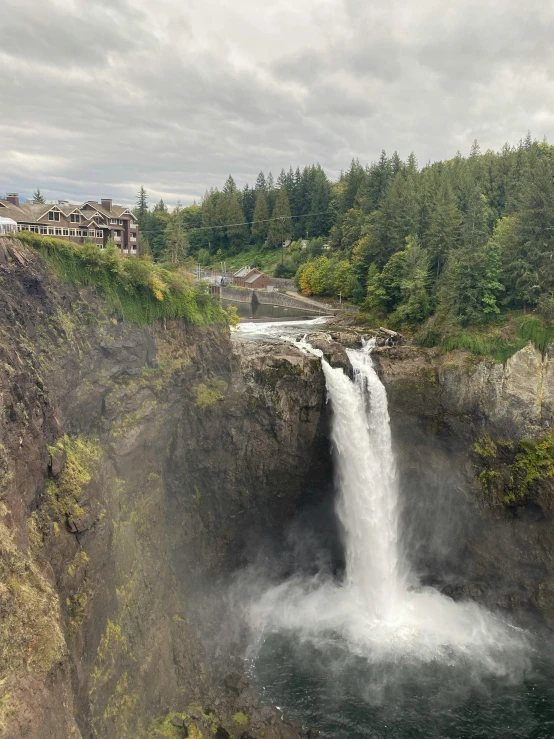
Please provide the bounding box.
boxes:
[322,340,404,618]
[248,337,527,668]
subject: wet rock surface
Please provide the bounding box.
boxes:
[0,242,326,738]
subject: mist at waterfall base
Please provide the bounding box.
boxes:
[241,340,554,738]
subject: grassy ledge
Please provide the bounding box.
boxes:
[10,233,227,326]
[416,314,554,363]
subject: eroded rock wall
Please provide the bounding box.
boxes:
[0,243,325,738]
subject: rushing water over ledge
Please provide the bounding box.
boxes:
[243,338,545,738]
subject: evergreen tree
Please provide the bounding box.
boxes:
[224,192,247,254]
[508,156,554,306]
[438,228,504,326]
[255,171,266,192]
[251,190,270,244]
[33,188,45,203]
[242,184,256,234]
[164,202,187,264]
[373,172,419,266]
[135,186,149,230]
[460,179,492,250]
[395,239,432,325]
[267,186,292,248]
[426,179,462,278]
[308,166,332,237]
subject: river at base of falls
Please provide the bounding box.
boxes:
[249,631,554,739]
[238,322,554,739]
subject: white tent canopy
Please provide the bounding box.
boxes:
[0,217,18,234]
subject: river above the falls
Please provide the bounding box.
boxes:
[235,328,554,739]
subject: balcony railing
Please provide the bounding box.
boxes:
[113,234,121,241]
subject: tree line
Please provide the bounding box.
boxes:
[134,133,554,329]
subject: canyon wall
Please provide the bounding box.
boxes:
[0,242,326,739]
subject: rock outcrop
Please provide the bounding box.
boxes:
[0,243,326,738]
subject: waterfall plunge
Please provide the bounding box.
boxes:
[323,340,404,619]
[248,340,527,669]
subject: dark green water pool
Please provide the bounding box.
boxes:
[250,631,554,739]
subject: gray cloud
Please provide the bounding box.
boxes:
[1,0,553,207]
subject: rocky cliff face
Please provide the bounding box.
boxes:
[0,242,325,739]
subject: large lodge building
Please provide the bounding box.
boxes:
[0,193,139,256]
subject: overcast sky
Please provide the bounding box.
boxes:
[1,0,553,207]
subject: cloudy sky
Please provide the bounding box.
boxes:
[1,0,553,207]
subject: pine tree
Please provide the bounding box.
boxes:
[33,188,45,204]
[224,192,247,254]
[164,202,187,264]
[427,179,462,278]
[251,190,269,244]
[255,171,266,192]
[438,228,504,326]
[135,186,149,230]
[373,172,419,266]
[509,156,554,306]
[223,175,237,196]
[308,166,332,237]
[267,187,292,248]
[460,179,491,251]
[395,239,432,325]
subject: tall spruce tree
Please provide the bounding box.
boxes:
[267,186,292,248]
[252,190,270,244]
[135,186,149,230]
[427,179,462,279]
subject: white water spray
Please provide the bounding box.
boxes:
[249,338,528,669]
[325,339,403,618]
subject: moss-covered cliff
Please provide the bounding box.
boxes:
[0,240,324,739]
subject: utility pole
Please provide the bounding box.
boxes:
[281,217,285,264]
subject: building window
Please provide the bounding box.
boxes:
[40,227,47,234]
[48,228,54,235]
[70,229,76,236]
[70,214,80,223]
[30,226,39,233]
[96,230,102,238]
[119,219,124,224]
[55,228,62,235]
[63,229,69,236]
[48,211,60,221]
[110,219,118,224]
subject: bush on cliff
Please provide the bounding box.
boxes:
[14,233,227,326]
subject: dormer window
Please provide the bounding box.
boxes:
[110,219,118,224]
[48,211,60,221]
[70,213,80,223]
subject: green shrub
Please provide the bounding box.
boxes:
[13,233,226,326]
[194,379,227,408]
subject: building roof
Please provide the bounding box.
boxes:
[233,266,255,278]
[0,216,17,226]
[82,201,135,220]
[0,197,136,225]
[245,272,269,284]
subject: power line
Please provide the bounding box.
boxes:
[138,210,335,236]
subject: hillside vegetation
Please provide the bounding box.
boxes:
[134,135,554,355]
[11,233,226,326]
